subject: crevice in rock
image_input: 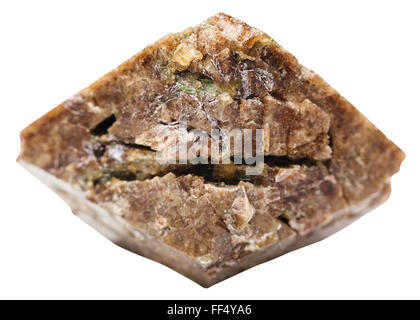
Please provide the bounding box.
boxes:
[90,114,116,136]
[87,105,328,189]
[277,215,290,225]
[90,138,323,189]
[264,155,315,168]
[276,215,299,233]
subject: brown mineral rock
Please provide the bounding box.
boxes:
[18,13,404,287]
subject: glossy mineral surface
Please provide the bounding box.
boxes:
[18,13,404,287]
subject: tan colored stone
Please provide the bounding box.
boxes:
[18,13,404,287]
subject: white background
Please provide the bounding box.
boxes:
[1,0,419,299]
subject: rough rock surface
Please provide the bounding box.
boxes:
[18,13,404,287]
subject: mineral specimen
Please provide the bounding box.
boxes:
[18,13,404,287]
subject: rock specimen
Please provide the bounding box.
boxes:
[18,13,404,287]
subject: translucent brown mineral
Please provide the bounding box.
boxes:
[18,13,404,287]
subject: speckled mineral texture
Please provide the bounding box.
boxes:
[18,13,404,287]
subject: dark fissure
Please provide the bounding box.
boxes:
[89,114,324,187]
